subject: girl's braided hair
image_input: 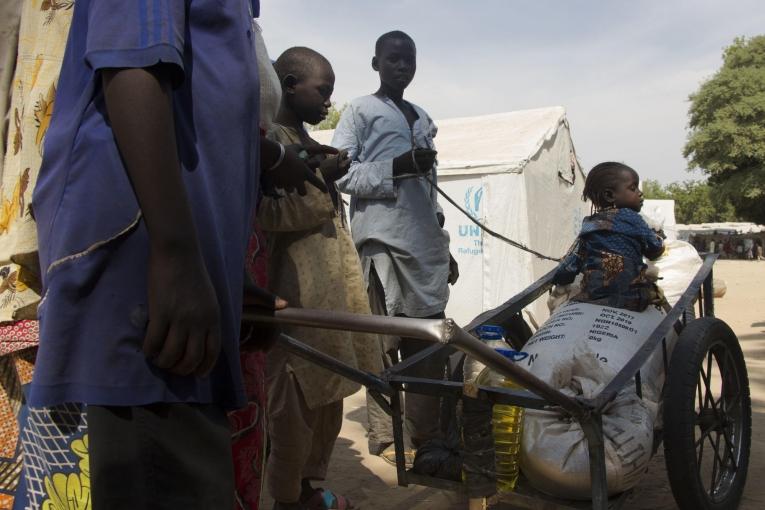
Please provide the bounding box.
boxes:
[582,161,638,210]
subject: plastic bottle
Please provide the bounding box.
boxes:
[475,347,528,492]
[462,324,510,492]
[463,325,507,384]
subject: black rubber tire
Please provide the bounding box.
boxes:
[682,302,697,324]
[664,317,751,510]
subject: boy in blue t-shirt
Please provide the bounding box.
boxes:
[30,1,326,508]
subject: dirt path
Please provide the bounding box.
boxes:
[263,260,764,509]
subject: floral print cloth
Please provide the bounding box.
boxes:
[0,2,73,508]
[0,349,34,509]
[228,225,269,509]
[15,403,89,510]
[0,0,73,324]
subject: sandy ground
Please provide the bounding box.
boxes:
[263,260,765,509]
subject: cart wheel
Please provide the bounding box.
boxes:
[664,317,751,510]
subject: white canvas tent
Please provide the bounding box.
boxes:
[315,106,587,327]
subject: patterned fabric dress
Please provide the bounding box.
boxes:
[0,2,81,509]
[0,345,33,509]
[259,124,383,410]
[553,208,665,312]
[228,17,281,507]
[15,403,88,510]
[229,226,269,510]
[0,0,73,323]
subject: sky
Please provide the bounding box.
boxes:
[259,0,765,184]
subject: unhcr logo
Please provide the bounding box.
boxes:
[464,185,484,219]
[458,185,484,255]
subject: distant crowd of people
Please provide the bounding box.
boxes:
[690,236,765,260]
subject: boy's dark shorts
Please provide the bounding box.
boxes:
[88,402,233,510]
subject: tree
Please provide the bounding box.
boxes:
[684,36,765,223]
[641,179,671,200]
[309,102,347,131]
[642,179,738,224]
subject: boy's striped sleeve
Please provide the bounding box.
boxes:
[84,0,186,84]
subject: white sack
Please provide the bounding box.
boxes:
[519,302,671,499]
[649,240,703,306]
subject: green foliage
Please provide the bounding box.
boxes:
[684,36,765,223]
[641,179,671,200]
[711,169,765,222]
[642,179,738,224]
[309,102,347,131]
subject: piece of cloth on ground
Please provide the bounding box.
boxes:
[266,353,342,504]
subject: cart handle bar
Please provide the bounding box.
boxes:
[243,308,585,418]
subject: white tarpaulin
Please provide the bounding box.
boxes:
[642,199,677,241]
[315,106,588,327]
[676,222,765,239]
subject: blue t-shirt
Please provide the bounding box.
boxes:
[30,0,261,409]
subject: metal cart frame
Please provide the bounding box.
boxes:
[245,253,747,509]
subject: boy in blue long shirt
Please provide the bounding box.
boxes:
[332,31,458,463]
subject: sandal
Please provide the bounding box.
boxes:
[379,444,415,468]
[301,488,354,510]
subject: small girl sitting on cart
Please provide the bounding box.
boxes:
[552,162,665,312]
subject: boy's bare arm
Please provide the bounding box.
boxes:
[260,140,331,195]
[103,66,221,376]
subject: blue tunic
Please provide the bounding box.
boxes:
[553,208,665,311]
[30,0,260,408]
[331,95,450,318]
